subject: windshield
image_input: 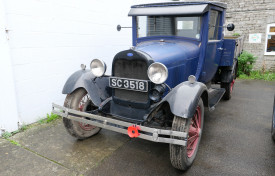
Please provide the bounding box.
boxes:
[137,16,202,39]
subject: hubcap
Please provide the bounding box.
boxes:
[78,94,96,131]
[187,106,202,158]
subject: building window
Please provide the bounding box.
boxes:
[265,24,275,55]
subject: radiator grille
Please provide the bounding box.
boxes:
[113,59,149,103]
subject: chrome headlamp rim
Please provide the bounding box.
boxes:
[90,59,107,77]
[147,62,168,84]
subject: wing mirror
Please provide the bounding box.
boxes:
[227,24,235,31]
[117,24,132,32]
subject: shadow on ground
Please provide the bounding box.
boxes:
[1,80,275,176]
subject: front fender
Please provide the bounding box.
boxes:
[161,81,208,118]
[62,70,111,107]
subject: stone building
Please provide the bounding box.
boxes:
[181,0,275,71]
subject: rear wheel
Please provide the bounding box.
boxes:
[63,88,101,140]
[221,79,235,100]
[170,98,204,171]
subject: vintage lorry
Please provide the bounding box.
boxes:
[52,1,244,170]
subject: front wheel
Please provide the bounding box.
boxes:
[63,88,101,140]
[170,98,204,171]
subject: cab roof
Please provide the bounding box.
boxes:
[131,1,227,9]
[129,1,227,16]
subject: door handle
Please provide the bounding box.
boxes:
[217,47,223,51]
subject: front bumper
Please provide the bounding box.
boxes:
[52,103,187,146]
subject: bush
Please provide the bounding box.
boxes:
[237,51,257,76]
[233,33,240,36]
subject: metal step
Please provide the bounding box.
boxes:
[208,88,225,111]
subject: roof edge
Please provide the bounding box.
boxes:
[131,1,227,9]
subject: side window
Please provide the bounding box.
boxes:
[208,10,221,40]
[175,17,201,39]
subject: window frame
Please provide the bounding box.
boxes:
[136,15,203,40]
[208,10,221,41]
[264,23,275,56]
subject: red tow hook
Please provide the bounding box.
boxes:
[127,125,141,138]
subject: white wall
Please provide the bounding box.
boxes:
[2,0,135,126]
[0,0,174,131]
[0,0,19,134]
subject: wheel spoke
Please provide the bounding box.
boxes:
[194,113,199,128]
[189,126,198,137]
[187,135,198,150]
[188,134,198,142]
[77,93,96,131]
[186,105,202,158]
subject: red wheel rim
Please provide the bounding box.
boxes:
[78,95,96,131]
[230,79,235,93]
[187,106,201,158]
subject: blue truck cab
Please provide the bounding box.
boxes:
[53,1,244,171]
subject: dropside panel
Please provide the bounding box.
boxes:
[220,39,235,66]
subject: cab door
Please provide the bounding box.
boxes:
[202,9,224,83]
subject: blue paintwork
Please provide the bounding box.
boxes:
[135,39,200,88]
[220,39,235,66]
[199,6,223,83]
[201,41,223,83]
[131,4,239,85]
[127,53,133,57]
[195,13,209,81]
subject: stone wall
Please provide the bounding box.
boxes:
[223,0,275,71]
[182,0,275,71]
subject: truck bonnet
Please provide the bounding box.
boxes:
[134,40,200,68]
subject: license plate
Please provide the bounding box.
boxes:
[109,77,148,92]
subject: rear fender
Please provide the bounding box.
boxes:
[220,70,233,83]
[161,81,208,118]
[62,70,111,107]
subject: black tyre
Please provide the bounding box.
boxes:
[221,79,235,100]
[63,88,101,140]
[170,98,204,171]
[272,97,275,142]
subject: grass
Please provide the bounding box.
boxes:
[1,113,60,139]
[1,124,29,139]
[38,113,61,124]
[7,139,21,146]
[238,71,275,81]
[2,132,12,139]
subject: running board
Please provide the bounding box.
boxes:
[208,88,225,111]
[52,103,188,146]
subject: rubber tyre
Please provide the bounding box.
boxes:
[221,82,232,100]
[63,88,101,140]
[169,98,204,171]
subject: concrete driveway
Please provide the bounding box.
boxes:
[1,80,275,176]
